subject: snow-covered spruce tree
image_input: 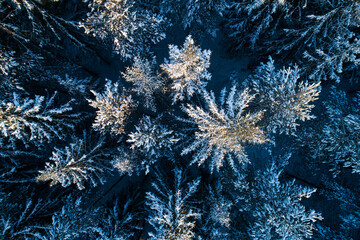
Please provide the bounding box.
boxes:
[182,86,268,173]
[0,49,18,77]
[300,88,360,177]
[304,33,360,82]
[225,0,293,51]
[55,74,94,97]
[80,0,167,59]
[319,178,360,237]
[197,182,232,239]
[112,146,146,176]
[113,115,177,175]
[0,92,78,148]
[161,35,211,104]
[146,168,201,240]
[127,115,178,159]
[279,0,360,55]
[246,57,321,135]
[251,162,322,239]
[159,0,227,32]
[88,80,135,136]
[0,193,57,240]
[313,224,350,240]
[0,50,46,96]
[28,197,98,240]
[36,133,112,190]
[122,56,164,112]
[0,0,84,48]
[92,196,141,240]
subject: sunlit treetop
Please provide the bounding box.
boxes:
[161,35,211,104]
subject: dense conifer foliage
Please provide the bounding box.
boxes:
[0,0,359,239]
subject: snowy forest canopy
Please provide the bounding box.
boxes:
[0,0,360,239]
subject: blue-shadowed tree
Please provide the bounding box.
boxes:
[304,33,360,83]
[225,0,294,51]
[146,167,201,240]
[279,0,360,55]
[0,92,79,148]
[0,0,85,48]
[36,132,113,190]
[245,56,321,135]
[0,189,60,240]
[79,0,167,59]
[159,0,228,35]
[196,181,233,239]
[27,196,99,240]
[317,178,360,239]
[250,161,322,239]
[91,191,142,240]
[299,87,360,177]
